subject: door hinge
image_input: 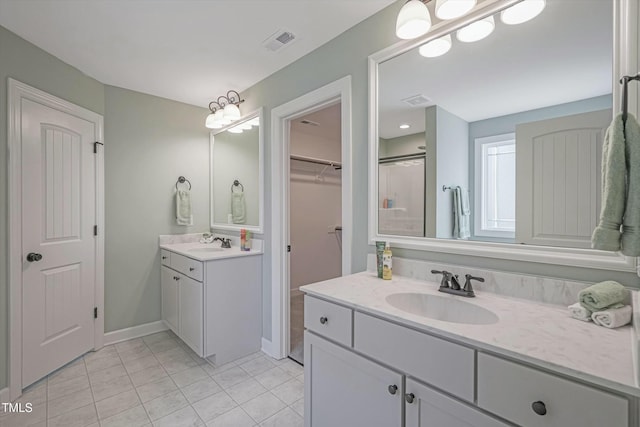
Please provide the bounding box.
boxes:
[94,225,98,236]
[287,245,291,253]
[93,141,104,154]
[94,307,98,319]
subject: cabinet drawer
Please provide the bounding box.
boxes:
[354,312,475,402]
[160,249,171,266]
[170,253,203,281]
[304,296,352,347]
[477,353,629,427]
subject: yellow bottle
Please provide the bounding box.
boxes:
[382,243,392,280]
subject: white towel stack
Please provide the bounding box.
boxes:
[568,303,592,322]
[591,305,633,329]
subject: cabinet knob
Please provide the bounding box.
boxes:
[319,316,328,325]
[387,385,398,395]
[405,393,415,404]
[189,267,195,271]
[531,401,547,416]
[162,256,167,260]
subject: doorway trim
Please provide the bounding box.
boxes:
[8,79,105,400]
[270,76,353,359]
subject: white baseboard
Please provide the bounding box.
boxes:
[0,387,9,403]
[261,337,276,359]
[104,320,168,346]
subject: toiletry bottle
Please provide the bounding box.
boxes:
[240,229,246,251]
[382,243,392,280]
[375,241,385,278]
[245,230,252,251]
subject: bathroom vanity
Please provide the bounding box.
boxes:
[301,272,638,427]
[159,238,262,365]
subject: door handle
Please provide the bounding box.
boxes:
[26,253,43,262]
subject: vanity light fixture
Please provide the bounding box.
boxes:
[399,123,411,129]
[419,34,452,57]
[500,0,546,25]
[205,90,245,129]
[435,0,476,20]
[396,0,432,40]
[227,126,244,134]
[456,15,495,42]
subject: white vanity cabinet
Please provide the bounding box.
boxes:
[303,295,634,427]
[160,248,262,364]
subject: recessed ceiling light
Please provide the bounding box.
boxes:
[501,0,546,25]
[399,124,411,129]
[456,15,495,43]
[419,34,452,58]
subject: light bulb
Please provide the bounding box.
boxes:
[396,0,432,40]
[419,34,452,57]
[435,0,476,20]
[456,15,495,43]
[500,0,545,25]
[228,126,243,134]
[205,113,217,129]
[213,109,230,125]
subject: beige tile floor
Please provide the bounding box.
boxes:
[1,331,304,427]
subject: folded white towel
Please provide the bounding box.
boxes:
[591,305,632,329]
[568,302,592,322]
[176,190,193,226]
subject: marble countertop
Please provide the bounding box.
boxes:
[160,242,262,261]
[301,272,638,397]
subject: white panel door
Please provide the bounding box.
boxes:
[21,98,96,387]
[161,266,179,334]
[405,378,510,427]
[516,109,611,248]
[178,273,203,356]
[304,331,403,427]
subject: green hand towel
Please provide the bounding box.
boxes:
[621,114,640,256]
[578,280,628,312]
[592,115,626,251]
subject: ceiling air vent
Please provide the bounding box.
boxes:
[300,119,320,127]
[402,94,432,107]
[263,30,297,52]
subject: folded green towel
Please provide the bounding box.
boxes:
[578,281,627,312]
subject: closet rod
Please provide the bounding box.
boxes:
[290,154,342,169]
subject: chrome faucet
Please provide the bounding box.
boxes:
[431,270,483,298]
[213,237,231,248]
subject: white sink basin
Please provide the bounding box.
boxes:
[385,293,499,325]
[187,247,225,253]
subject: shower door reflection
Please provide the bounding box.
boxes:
[378,155,425,237]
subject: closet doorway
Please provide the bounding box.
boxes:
[288,103,342,364]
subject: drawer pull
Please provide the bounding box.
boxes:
[319,316,328,325]
[388,385,398,395]
[405,393,415,404]
[532,401,547,416]
[162,256,167,260]
[189,267,195,271]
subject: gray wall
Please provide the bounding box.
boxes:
[239,1,408,339]
[104,86,210,333]
[0,25,106,390]
[379,133,425,158]
[436,106,469,238]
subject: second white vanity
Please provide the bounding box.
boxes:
[159,236,262,365]
[301,272,638,427]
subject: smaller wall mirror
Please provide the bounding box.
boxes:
[210,108,264,233]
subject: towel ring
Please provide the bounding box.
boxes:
[231,179,244,192]
[176,176,191,190]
